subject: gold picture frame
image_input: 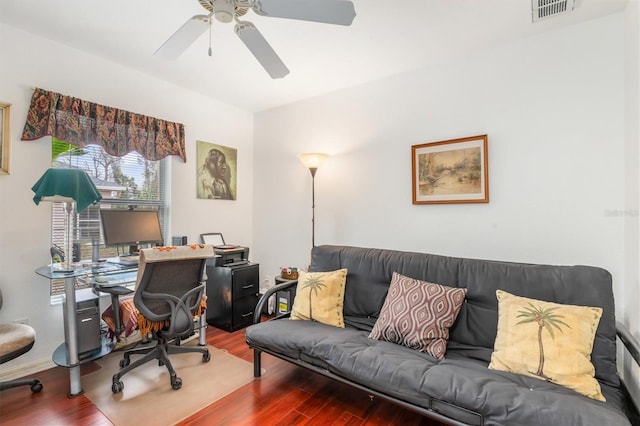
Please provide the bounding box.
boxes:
[412,135,489,204]
[0,102,10,175]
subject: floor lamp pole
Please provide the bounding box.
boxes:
[298,152,329,253]
[63,201,74,272]
[309,167,317,248]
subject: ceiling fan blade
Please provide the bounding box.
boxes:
[154,15,210,60]
[252,0,356,26]
[235,21,290,79]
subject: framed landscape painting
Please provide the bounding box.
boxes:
[412,135,489,204]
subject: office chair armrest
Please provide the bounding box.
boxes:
[95,285,134,296]
[139,284,205,335]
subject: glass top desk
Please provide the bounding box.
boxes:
[35,260,138,397]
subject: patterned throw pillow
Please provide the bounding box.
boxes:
[101,297,138,338]
[290,269,348,328]
[368,272,467,359]
[489,290,605,401]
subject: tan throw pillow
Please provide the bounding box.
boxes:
[290,269,348,328]
[489,290,605,401]
[368,272,467,359]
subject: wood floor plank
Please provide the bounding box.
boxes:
[274,409,314,426]
[0,322,445,426]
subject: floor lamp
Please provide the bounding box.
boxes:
[298,153,329,248]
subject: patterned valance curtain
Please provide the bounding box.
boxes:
[21,88,186,162]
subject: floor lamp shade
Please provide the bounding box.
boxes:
[31,169,102,270]
[298,153,329,177]
[298,153,329,248]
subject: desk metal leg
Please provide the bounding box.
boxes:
[198,310,207,346]
[63,275,83,397]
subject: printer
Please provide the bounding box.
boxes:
[200,232,250,267]
[211,246,249,267]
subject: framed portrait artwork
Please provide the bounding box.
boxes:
[412,135,489,204]
[196,140,237,200]
[0,102,10,175]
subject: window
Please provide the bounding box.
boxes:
[50,139,169,296]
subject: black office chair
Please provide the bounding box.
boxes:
[111,245,214,393]
[0,289,43,393]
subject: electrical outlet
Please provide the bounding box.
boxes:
[13,317,29,325]
[260,275,272,293]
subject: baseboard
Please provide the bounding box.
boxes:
[0,357,55,381]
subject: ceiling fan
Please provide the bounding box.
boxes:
[154,0,357,79]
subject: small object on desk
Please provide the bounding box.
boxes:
[172,235,188,246]
[280,267,299,280]
[50,245,65,264]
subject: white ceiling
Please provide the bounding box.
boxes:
[0,0,628,112]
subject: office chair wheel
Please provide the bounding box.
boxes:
[119,357,130,368]
[171,376,182,390]
[202,350,211,363]
[31,381,43,393]
[112,380,124,393]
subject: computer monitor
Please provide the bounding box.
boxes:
[100,209,163,254]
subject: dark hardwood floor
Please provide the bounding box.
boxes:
[1,323,444,425]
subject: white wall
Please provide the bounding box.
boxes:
[253,10,636,388]
[623,0,640,405]
[0,23,253,374]
[254,13,625,281]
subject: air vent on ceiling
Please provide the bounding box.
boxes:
[532,0,575,22]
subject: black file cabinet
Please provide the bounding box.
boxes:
[205,262,260,332]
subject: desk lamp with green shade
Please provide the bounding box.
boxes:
[31,168,102,271]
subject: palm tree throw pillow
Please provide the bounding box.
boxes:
[488,290,604,401]
[290,269,348,328]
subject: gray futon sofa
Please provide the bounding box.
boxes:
[246,245,640,425]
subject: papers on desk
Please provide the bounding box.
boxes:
[92,271,138,287]
[117,255,139,265]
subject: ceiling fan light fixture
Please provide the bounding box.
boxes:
[215,10,234,23]
[209,0,236,23]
